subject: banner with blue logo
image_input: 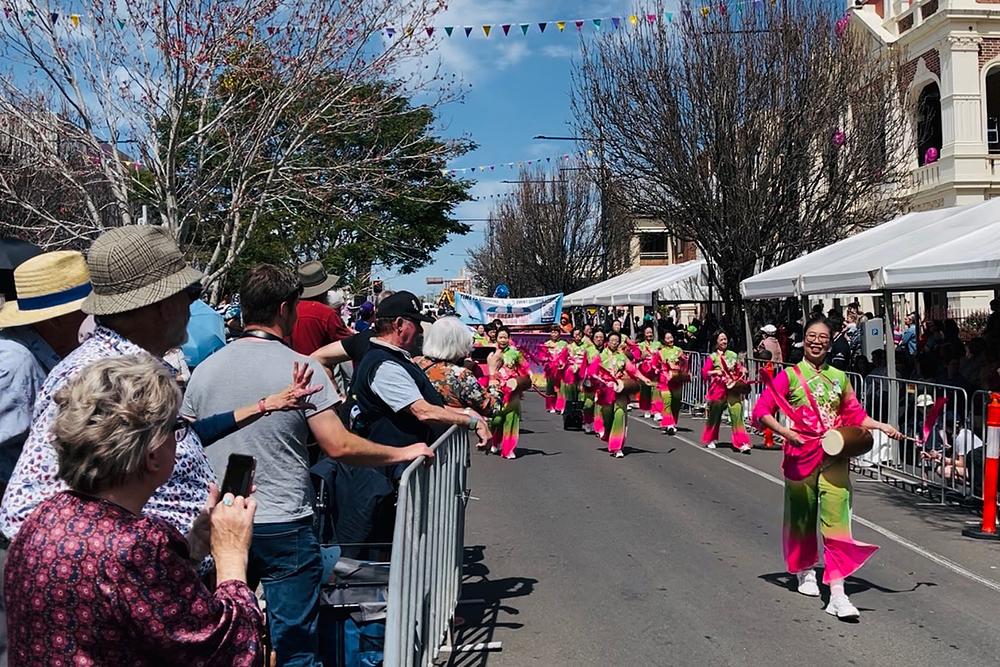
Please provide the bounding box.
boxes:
[453,292,563,327]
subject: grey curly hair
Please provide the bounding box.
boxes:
[52,355,181,494]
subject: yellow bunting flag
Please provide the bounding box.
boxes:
[70,14,80,27]
[556,21,566,31]
[628,15,638,26]
[482,24,491,37]
[701,6,711,17]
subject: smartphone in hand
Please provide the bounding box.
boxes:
[220,454,256,498]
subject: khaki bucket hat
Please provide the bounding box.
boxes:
[0,251,91,327]
[82,225,203,316]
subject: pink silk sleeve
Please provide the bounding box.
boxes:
[751,368,791,429]
[701,355,714,381]
[837,391,868,427]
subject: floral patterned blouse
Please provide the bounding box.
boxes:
[414,357,502,418]
[4,491,264,666]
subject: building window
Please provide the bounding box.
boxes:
[915,82,942,166]
[986,67,1000,154]
[639,232,669,259]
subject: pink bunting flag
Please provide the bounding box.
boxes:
[425,26,434,37]
[574,20,584,31]
[646,13,657,24]
[502,24,511,36]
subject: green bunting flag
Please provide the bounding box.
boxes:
[520,23,529,35]
[593,18,602,30]
[444,26,454,36]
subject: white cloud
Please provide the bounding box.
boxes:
[540,44,579,59]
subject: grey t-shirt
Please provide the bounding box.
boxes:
[182,338,339,524]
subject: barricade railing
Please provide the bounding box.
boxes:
[681,350,706,415]
[853,375,969,503]
[385,426,471,667]
[970,390,995,504]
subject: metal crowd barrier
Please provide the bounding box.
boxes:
[681,350,706,415]
[853,375,970,503]
[385,426,471,666]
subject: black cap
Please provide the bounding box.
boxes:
[376,290,434,323]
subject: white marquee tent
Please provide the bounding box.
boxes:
[563,260,710,307]
[739,199,1000,299]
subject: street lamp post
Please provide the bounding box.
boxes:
[533,134,609,280]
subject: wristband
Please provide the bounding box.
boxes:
[258,398,268,415]
[464,408,479,431]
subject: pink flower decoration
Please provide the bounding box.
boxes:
[832,130,846,147]
[924,147,939,164]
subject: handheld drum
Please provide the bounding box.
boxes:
[821,426,874,459]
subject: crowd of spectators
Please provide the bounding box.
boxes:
[0,227,498,665]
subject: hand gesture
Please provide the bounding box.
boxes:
[782,428,804,446]
[265,362,324,412]
[211,490,257,583]
[879,423,905,441]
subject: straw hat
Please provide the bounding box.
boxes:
[82,226,202,316]
[0,251,91,327]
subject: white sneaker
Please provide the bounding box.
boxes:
[738,444,752,454]
[825,595,860,619]
[796,570,820,597]
[489,446,500,455]
[503,453,516,460]
[583,424,593,434]
[613,450,624,458]
[643,412,651,419]
[706,441,717,449]
[665,426,676,436]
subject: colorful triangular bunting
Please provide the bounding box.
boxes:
[426,26,434,37]
[502,24,511,36]
[628,15,638,26]
[538,22,547,33]
[445,26,454,36]
[385,27,395,38]
[593,18,602,30]
[520,23,529,35]
[647,13,657,24]
[611,17,621,29]
[556,21,566,32]
[464,26,473,37]
[482,24,491,37]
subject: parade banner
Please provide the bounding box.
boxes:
[454,292,563,326]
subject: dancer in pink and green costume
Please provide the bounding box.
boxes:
[752,315,903,619]
[588,330,607,437]
[488,327,530,460]
[656,332,688,434]
[561,328,589,416]
[633,326,662,419]
[542,326,568,413]
[701,331,752,452]
[597,332,654,458]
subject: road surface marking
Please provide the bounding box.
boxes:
[625,413,1000,594]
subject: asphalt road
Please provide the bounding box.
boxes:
[449,397,1000,667]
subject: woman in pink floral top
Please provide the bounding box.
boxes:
[4,355,264,666]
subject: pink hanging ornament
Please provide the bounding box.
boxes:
[835,15,849,38]
[924,147,939,164]
[832,130,846,147]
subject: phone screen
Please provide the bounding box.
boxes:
[221,454,256,498]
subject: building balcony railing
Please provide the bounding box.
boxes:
[911,162,940,190]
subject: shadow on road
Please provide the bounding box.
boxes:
[758,571,937,596]
[515,447,561,458]
[592,446,661,456]
[446,545,538,667]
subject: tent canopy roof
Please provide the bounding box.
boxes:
[740,199,1000,299]
[564,260,709,307]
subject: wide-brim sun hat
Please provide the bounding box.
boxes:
[82,225,203,316]
[0,250,92,327]
[298,260,339,300]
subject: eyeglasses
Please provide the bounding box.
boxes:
[174,417,190,442]
[184,283,204,303]
[805,334,831,343]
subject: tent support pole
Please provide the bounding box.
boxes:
[744,310,754,357]
[883,290,899,428]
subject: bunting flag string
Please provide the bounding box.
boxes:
[378,0,779,41]
[443,151,594,176]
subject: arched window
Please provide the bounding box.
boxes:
[915,82,942,166]
[986,66,1000,153]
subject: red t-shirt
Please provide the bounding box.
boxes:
[291,299,354,355]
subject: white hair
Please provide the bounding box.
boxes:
[422,316,473,362]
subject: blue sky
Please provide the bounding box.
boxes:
[380,1,657,297]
